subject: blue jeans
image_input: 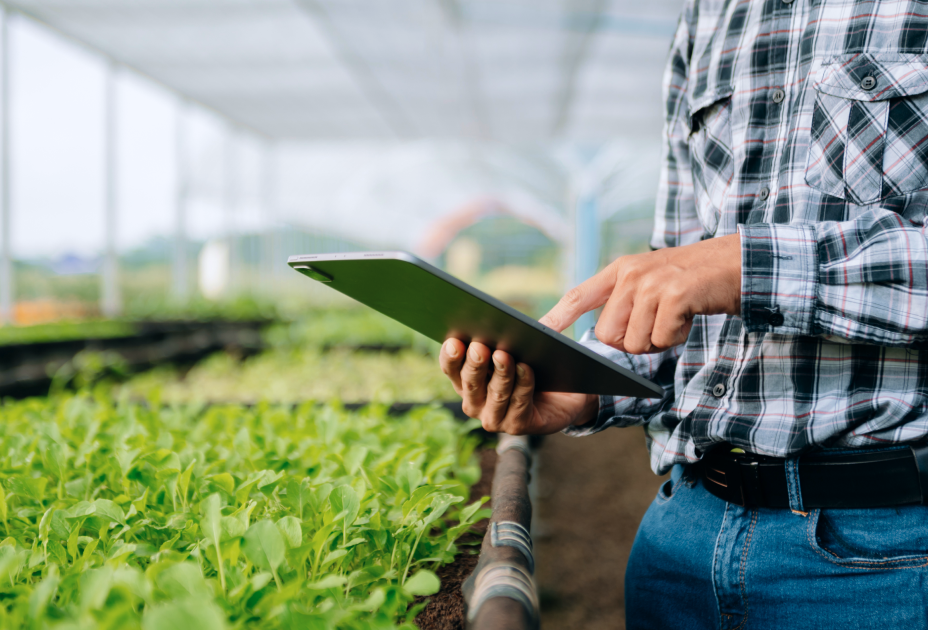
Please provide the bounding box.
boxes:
[626,463,928,629]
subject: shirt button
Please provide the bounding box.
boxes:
[772,88,785,103]
[860,75,877,91]
[758,186,770,201]
[712,383,726,398]
[768,311,785,326]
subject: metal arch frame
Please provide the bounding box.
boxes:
[291,0,419,139]
[434,0,491,139]
[551,0,608,137]
[101,58,120,317]
[172,98,190,303]
[0,6,9,324]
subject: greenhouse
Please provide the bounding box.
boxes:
[0,1,681,629]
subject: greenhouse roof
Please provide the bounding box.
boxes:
[6,0,680,143]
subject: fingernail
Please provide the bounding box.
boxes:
[444,341,458,358]
[516,364,526,379]
[493,356,505,371]
[469,346,482,363]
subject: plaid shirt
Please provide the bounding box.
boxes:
[568,0,928,475]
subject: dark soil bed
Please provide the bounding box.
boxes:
[533,428,667,630]
[415,448,498,630]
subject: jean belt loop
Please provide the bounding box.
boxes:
[785,458,805,514]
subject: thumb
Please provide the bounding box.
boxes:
[539,265,617,333]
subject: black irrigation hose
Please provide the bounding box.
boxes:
[463,434,540,630]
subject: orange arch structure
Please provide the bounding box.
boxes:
[417,197,561,259]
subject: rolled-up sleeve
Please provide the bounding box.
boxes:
[740,209,928,347]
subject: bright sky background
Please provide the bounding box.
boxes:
[8,14,271,259]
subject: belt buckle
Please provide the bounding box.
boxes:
[703,448,764,507]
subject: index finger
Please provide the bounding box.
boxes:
[539,263,619,332]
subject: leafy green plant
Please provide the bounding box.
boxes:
[263,310,436,353]
[0,394,489,629]
[123,295,280,323]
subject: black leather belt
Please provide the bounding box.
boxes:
[696,443,928,509]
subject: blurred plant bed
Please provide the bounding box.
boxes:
[120,347,459,406]
[0,319,139,345]
[264,308,438,355]
[123,294,282,323]
[0,319,271,399]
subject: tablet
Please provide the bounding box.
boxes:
[288,251,663,398]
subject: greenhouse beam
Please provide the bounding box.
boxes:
[0,7,10,325]
[223,127,239,296]
[101,60,121,317]
[573,192,599,336]
[260,140,278,288]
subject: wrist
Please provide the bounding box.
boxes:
[576,393,600,427]
[720,232,742,316]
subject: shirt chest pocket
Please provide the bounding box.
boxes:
[688,93,734,235]
[805,55,928,205]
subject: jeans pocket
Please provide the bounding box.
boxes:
[654,478,675,504]
[808,506,928,570]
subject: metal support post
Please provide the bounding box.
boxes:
[573,192,599,337]
[260,140,277,291]
[172,100,189,303]
[101,61,121,317]
[223,128,237,296]
[0,8,11,324]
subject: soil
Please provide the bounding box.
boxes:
[415,448,498,630]
[533,428,668,630]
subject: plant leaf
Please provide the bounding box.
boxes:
[242,520,285,573]
[142,597,227,630]
[64,501,96,519]
[305,574,346,590]
[330,486,360,527]
[92,499,126,524]
[79,566,114,613]
[154,562,210,599]
[276,516,301,549]
[200,494,222,548]
[403,569,440,596]
[208,473,235,495]
[28,564,59,620]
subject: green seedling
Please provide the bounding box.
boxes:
[0,394,487,628]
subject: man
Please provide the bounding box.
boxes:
[440,1,928,627]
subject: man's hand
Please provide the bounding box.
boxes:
[437,234,737,432]
[439,339,598,435]
[542,234,741,354]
